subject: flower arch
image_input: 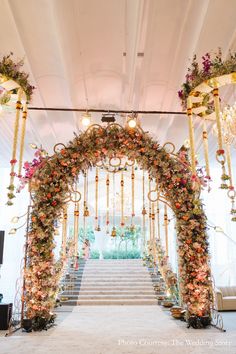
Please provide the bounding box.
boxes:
[25,124,212,329]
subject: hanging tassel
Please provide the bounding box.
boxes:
[131,166,135,224]
[187,96,196,175]
[62,205,68,260]
[120,172,125,227]
[95,168,99,230]
[151,202,156,265]
[142,171,147,253]
[73,180,80,260]
[106,173,110,233]
[164,204,168,257]
[202,117,211,180]
[7,88,23,205]
[156,199,160,242]
[18,102,28,177]
[213,87,229,187]
[111,173,116,237]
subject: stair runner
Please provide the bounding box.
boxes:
[59,259,166,306]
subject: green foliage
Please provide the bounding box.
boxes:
[90,249,141,259]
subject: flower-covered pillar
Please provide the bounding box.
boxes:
[24,124,212,330]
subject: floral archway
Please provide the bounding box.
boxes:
[25,124,212,329]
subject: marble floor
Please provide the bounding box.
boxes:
[0,306,235,354]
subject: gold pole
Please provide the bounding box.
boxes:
[62,205,68,259]
[187,96,196,174]
[202,117,210,178]
[164,204,168,257]
[18,103,28,177]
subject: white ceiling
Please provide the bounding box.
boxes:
[1,0,236,166]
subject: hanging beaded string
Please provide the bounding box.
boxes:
[7,88,23,205]
[106,173,110,233]
[131,166,135,226]
[142,170,147,253]
[73,178,79,260]
[95,168,99,230]
[120,171,125,228]
[164,204,168,257]
[18,102,28,177]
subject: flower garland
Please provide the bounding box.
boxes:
[0,53,35,104]
[24,124,212,329]
[178,48,236,111]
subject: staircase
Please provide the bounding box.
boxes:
[59,259,162,305]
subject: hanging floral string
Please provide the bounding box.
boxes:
[95,168,99,230]
[202,117,210,179]
[164,204,169,257]
[7,88,23,205]
[73,180,79,260]
[120,171,125,227]
[18,102,28,178]
[142,171,147,252]
[111,172,116,237]
[106,173,110,233]
[131,166,135,225]
[62,205,68,260]
[151,201,156,264]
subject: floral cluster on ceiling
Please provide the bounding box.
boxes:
[0,53,35,104]
[178,48,236,110]
[24,124,212,330]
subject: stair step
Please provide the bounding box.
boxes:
[61,290,156,295]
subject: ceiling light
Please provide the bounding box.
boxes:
[81,112,91,127]
[184,139,190,149]
[11,216,19,223]
[29,143,38,149]
[8,228,17,235]
[127,117,137,128]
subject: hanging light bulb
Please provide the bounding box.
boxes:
[8,228,17,235]
[127,116,137,128]
[184,139,190,149]
[29,143,38,149]
[0,104,3,115]
[54,229,60,236]
[11,216,19,223]
[81,112,91,127]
